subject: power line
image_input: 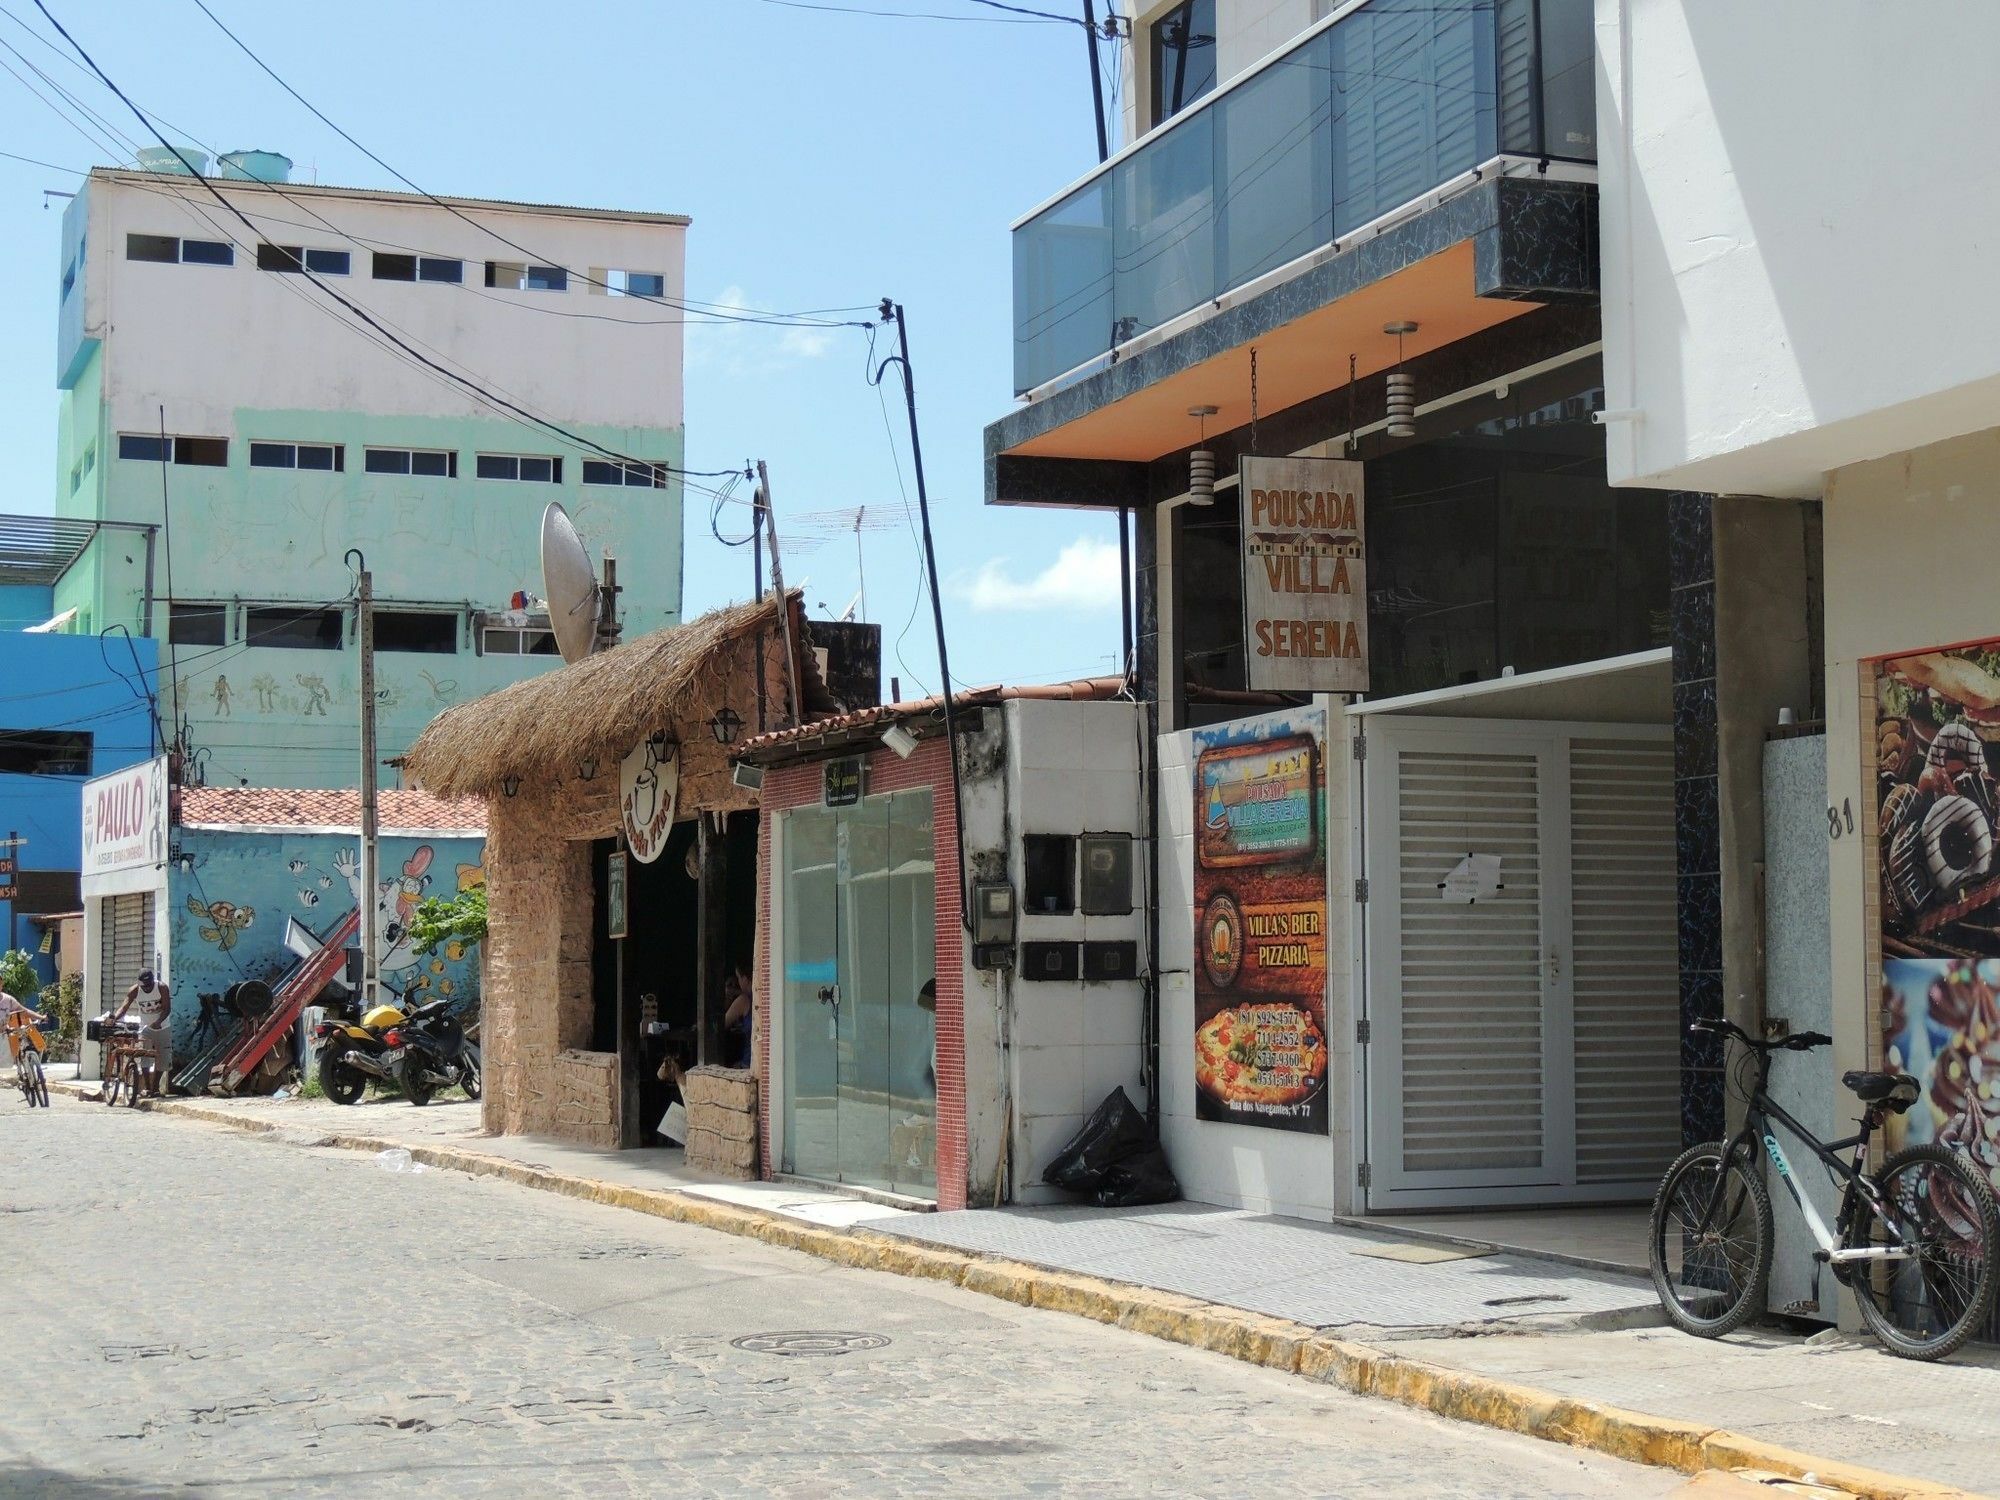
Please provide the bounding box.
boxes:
[0,143,79,171]
[186,0,872,333]
[751,0,1055,22]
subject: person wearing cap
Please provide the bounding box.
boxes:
[112,969,173,1097]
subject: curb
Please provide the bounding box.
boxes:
[55,1084,1977,1500]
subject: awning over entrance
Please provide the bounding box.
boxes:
[1350,647,1671,725]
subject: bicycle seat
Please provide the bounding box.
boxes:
[1842,1069,1921,1111]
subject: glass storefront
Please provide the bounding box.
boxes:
[1174,357,1668,724]
[780,788,938,1198]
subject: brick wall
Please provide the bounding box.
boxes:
[755,736,967,1209]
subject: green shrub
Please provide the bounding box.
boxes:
[408,885,486,959]
[0,948,39,1001]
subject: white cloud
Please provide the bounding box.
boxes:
[686,286,838,375]
[960,536,1122,613]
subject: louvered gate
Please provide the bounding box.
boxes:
[1362,718,1677,1208]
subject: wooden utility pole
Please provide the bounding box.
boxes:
[355,560,378,1008]
[756,461,802,727]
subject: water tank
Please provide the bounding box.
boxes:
[215,150,292,184]
[134,144,208,176]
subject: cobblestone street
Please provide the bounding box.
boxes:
[0,1098,1676,1497]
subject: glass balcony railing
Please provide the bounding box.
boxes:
[1010,0,1595,396]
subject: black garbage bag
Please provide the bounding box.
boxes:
[1043,1086,1180,1207]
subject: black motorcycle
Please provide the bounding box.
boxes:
[383,999,481,1107]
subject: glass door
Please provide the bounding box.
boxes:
[780,789,937,1197]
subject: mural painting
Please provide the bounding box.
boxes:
[1874,641,2000,1197]
[165,828,485,1052]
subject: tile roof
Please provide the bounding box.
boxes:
[178,787,486,834]
[736,678,1128,762]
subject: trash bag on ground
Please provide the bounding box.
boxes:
[1043,1086,1179,1207]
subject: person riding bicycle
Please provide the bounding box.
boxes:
[111,969,172,1098]
[1,988,48,1063]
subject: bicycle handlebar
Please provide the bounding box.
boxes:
[1690,1017,1831,1052]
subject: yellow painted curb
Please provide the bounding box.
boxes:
[53,1084,1981,1500]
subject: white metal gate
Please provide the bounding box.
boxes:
[1362,717,1677,1208]
[96,891,153,1016]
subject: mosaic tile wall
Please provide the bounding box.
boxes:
[1670,492,1726,1144]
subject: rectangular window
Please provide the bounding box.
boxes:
[1149,0,1217,128]
[168,603,228,646]
[69,462,81,494]
[81,445,94,479]
[372,252,416,281]
[179,239,235,266]
[126,233,179,263]
[418,257,463,283]
[485,261,568,292]
[604,269,665,298]
[305,248,349,275]
[364,447,457,477]
[119,434,227,465]
[375,610,459,654]
[479,619,559,656]
[582,459,667,488]
[0,729,92,777]
[476,454,561,483]
[525,264,567,292]
[257,243,305,273]
[245,605,343,651]
[250,442,343,471]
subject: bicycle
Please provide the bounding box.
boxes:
[6,1013,49,1109]
[1650,1016,2000,1361]
[98,1023,146,1110]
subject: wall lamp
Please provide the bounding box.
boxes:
[501,774,521,799]
[708,706,743,745]
[577,755,599,782]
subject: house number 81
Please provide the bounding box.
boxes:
[1827,799,1854,839]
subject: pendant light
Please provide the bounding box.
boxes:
[1187,405,1219,505]
[1384,320,1419,439]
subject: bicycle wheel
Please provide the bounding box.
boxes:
[121,1056,143,1108]
[24,1050,46,1108]
[102,1053,125,1107]
[1650,1140,1773,1338]
[1845,1143,2000,1361]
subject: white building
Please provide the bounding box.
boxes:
[53,154,689,788]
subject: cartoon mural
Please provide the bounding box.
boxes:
[165,827,485,1051]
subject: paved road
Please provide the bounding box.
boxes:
[0,1095,1676,1497]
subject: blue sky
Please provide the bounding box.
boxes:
[0,0,1128,694]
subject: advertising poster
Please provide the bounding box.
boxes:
[1191,706,1330,1134]
[1238,455,1367,694]
[1873,643,2000,1192]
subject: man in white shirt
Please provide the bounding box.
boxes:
[112,969,173,1097]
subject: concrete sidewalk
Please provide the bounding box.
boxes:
[56,1084,1992,1499]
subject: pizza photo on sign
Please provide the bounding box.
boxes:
[1194,1003,1328,1110]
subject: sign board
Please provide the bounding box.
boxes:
[619,736,680,865]
[0,886,16,902]
[1239,455,1367,693]
[824,757,865,808]
[0,858,16,877]
[81,755,168,877]
[606,850,628,940]
[0,836,27,849]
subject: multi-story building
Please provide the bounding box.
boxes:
[971,0,1718,1228]
[52,153,688,790]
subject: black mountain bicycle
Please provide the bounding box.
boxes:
[1649,1016,2000,1361]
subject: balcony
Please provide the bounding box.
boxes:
[1010,0,1595,398]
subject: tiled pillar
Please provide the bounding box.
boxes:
[1671,492,1725,1144]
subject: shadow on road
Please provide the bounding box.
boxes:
[0,1464,209,1496]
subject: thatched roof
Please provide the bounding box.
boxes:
[403,594,785,798]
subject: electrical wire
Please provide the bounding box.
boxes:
[0,143,80,171]
[751,0,1055,22]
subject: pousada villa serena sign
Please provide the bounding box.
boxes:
[1238,455,1368,694]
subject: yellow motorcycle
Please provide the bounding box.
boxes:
[310,998,408,1105]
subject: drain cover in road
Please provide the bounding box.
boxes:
[1349,1241,1496,1265]
[730,1331,892,1358]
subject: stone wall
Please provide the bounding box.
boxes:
[553,1049,619,1148]
[682,1065,758,1179]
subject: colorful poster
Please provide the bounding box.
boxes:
[1873,643,2000,1194]
[1239,455,1368,694]
[1191,707,1329,1134]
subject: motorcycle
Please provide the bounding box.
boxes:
[310,997,409,1105]
[383,998,481,1107]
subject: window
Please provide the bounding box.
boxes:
[582,459,667,488]
[245,606,343,650]
[476,454,561,483]
[0,730,92,777]
[374,610,459,654]
[602,268,665,298]
[1149,0,1217,127]
[250,442,344,471]
[256,244,350,275]
[479,616,559,656]
[169,603,228,646]
[126,233,234,266]
[118,434,227,466]
[363,447,457,477]
[485,261,567,291]
[372,253,463,283]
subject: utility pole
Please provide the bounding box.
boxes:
[351,553,378,1010]
[1083,0,1110,162]
[752,490,768,734]
[756,460,802,727]
[1080,3,1134,681]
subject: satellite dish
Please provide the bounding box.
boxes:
[540,502,600,665]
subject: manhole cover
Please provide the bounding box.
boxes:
[730,1331,892,1358]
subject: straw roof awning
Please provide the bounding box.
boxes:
[403,594,787,799]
